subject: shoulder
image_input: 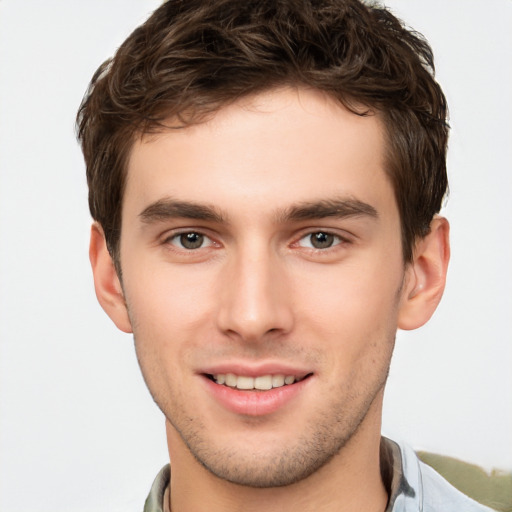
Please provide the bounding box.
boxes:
[387,439,497,512]
[143,465,170,512]
[418,459,497,512]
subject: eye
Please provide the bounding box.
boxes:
[297,231,342,249]
[167,231,213,250]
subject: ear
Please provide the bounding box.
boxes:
[89,223,133,333]
[398,216,450,330]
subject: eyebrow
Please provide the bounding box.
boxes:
[139,198,225,224]
[278,198,378,223]
[138,196,378,225]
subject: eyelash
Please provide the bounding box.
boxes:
[162,229,351,253]
[295,231,349,251]
[164,231,217,250]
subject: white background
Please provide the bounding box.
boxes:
[0,1,511,511]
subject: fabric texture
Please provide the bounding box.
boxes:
[385,440,496,512]
[416,451,512,512]
[143,438,497,512]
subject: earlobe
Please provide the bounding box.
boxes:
[89,223,133,333]
[398,217,450,331]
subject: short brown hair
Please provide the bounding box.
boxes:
[77,0,448,265]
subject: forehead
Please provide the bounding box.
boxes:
[124,88,393,222]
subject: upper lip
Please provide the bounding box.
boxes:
[198,361,313,379]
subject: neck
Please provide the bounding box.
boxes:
[165,400,388,512]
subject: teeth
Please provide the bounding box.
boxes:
[272,375,285,387]
[213,373,298,390]
[225,373,237,387]
[254,375,272,390]
[236,376,254,390]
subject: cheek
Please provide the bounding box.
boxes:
[124,276,201,411]
[124,261,217,329]
[297,257,403,321]
[122,262,222,378]
[291,256,403,363]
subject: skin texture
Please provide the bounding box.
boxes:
[90,88,449,512]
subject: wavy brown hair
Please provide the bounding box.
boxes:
[77,0,448,266]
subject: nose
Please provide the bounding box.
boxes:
[216,246,294,343]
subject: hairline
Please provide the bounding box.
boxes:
[110,86,418,271]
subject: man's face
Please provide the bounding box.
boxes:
[118,88,410,487]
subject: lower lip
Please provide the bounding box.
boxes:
[202,375,311,416]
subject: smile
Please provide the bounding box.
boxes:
[203,371,313,415]
[209,373,306,390]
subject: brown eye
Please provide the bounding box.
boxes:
[309,232,335,249]
[165,230,217,252]
[297,231,341,250]
[179,232,204,249]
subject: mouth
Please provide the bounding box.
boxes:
[206,373,312,391]
[202,369,313,415]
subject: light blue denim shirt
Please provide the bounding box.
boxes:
[144,438,496,512]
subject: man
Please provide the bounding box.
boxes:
[76,1,494,510]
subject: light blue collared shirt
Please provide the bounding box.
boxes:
[386,439,495,511]
[143,438,496,512]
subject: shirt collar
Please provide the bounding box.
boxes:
[144,437,417,512]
